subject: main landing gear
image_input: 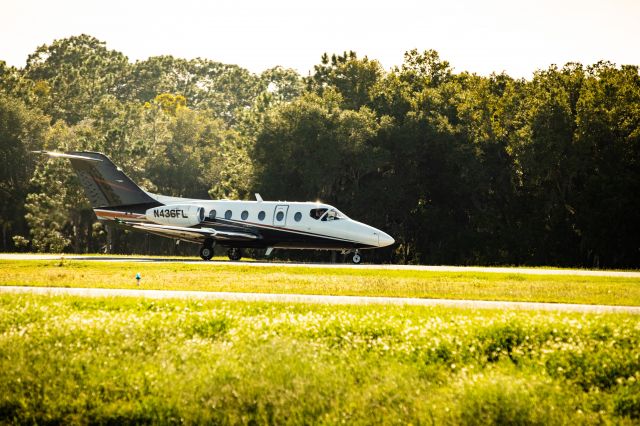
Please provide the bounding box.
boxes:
[199,239,215,261]
[228,248,242,261]
[198,240,243,262]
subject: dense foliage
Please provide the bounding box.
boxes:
[1,35,639,267]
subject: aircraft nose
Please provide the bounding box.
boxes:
[378,231,395,247]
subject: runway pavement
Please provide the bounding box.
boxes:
[1,285,639,314]
[2,253,640,278]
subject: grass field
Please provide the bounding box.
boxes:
[1,294,639,424]
[1,259,640,306]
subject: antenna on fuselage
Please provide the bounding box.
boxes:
[255,193,263,202]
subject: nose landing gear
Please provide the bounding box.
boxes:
[340,249,362,264]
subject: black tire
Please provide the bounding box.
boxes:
[351,253,362,264]
[228,248,242,261]
[199,246,213,261]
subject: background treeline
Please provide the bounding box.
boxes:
[1,35,638,267]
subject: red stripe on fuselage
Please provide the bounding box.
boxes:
[94,209,146,220]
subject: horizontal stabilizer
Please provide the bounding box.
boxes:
[32,151,102,162]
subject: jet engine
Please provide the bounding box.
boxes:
[145,205,205,227]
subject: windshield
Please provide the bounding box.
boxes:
[310,207,348,221]
[321,208,347,221]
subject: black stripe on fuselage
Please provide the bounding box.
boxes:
[202,218,374,250]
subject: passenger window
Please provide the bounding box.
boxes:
[276,211,284,221]
[241,210,249,220]
[294,212,302,222]
[208,209,216,220]
[309,208,327,220]
[258,211,266,221]
[225,210,232,219]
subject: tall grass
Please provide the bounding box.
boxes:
[1,294,639,424]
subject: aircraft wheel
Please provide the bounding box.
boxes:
[351,252,362,264]
[199,246,214,261]
[228,248,242,261]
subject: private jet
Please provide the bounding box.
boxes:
[37,151,394,263]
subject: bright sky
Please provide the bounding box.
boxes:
[1,0,639,79]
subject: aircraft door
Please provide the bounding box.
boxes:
[273,205,289,227]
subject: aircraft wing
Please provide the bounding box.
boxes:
[123,222,260,243]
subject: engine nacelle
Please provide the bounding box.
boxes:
[145,205,205,227]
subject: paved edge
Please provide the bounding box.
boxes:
[1,286,639,314]
[1,254,640,278]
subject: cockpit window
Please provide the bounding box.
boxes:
[310,208,347,221]
[323,209,347,221]
[310,208,327,220]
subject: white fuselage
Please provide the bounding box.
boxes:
[144,194,394,250]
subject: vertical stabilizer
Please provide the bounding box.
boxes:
[39,151,161,211]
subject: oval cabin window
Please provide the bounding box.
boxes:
[241,210,249,220]
[225,210,232,219]
[258,211,266,221]
[294,212,302,222]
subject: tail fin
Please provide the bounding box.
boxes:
[37,151,161,211]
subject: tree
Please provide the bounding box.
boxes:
[308,52,384,110]
[22,160,71,253]
[123,56,263,124]
[140,98,247,199]
[399,49,453,90]
[0,93,49,250]
[572,63,640,267]
[23,34,129,124]
[260,66,304,102]
[253,91,385,217]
